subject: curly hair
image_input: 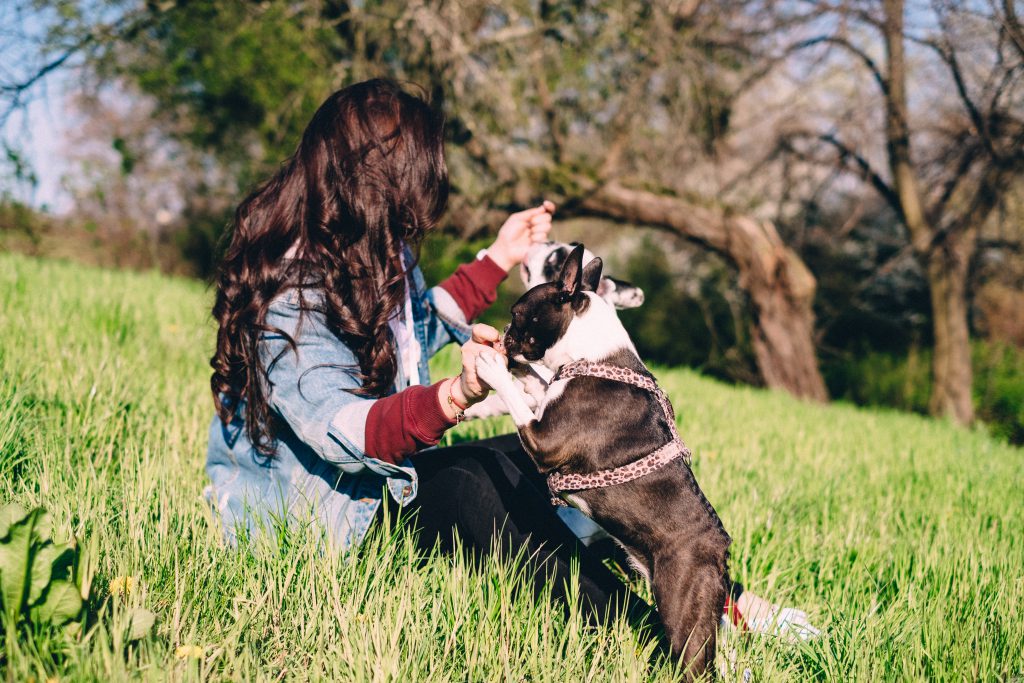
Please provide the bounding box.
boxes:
[210,79,449,454]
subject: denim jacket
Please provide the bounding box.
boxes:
[204,263,472,551]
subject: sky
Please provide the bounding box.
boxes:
[2,74,75,213]
[0,4,77,213]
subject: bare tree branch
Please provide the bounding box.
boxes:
[0,39,87,125]
[1001,0,1024,58]
[929,31,999,159]
[818,132,902,214]
[791,34,889,95]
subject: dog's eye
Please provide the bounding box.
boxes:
[529,337,536,344]
[532,316,538,323]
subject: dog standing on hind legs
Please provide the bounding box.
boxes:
[475,244,732,680]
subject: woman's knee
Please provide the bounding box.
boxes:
[426,448,495,490]
[409,448,512,551]
[416,448,508,521]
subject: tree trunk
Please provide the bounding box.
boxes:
[926,231,976,423]
[882,0,977,425]
[580,181,828,402]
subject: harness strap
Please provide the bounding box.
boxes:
[546,360,692,506]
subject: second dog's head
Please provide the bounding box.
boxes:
[504,244,634,367]
[520,241,644,309]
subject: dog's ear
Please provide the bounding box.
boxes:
[544,246,568,281]
[557,244,586,299]
[597,276,645,309]
[581,256,603,292]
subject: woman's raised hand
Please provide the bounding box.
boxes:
[486,200,555,271]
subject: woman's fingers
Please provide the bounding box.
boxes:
[461,343,482,396]
[530,213,552,229]
[514,204,548,221]
[512,201,555,223]
[472,323,501,345]
[461,339,500,399]
[528,207,552,242]
[530,216,552,242]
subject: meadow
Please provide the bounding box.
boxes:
[1,251,1022,681]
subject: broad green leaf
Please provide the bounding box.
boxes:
[29,580,82,625]
[28,542,74,607]
[0,510,37,615]
[27,542,58,607]
[32,510,53,543]
[0,503,28,541]
[126,607,156,640]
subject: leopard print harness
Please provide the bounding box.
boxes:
[545,359,692,507]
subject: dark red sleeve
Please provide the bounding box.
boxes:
[364,381,457,464]
[438,254,508,321]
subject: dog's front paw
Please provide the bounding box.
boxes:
[476,350,537,427]
[475,350,514,389]
[464,394,508,419]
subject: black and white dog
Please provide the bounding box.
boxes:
[465,241,644,420]
[476,245,731,679]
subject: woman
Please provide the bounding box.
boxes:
[206,79,816,639]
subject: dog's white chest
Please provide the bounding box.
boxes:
[536,378,568,420]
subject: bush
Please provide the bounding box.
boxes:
[0,199,49,251]
[617,236,759,385]
[824,341,1024,444]
[974,342,1024,444]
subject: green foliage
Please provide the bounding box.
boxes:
[822,348,933,415]
[1,145,48,249]
[800,208,933,356]
[823,342,1024,444]
[973,342,1024,444]
[2,251,1023,680]
[617,236,758,384]
[174,201,233,280]
[0,505,82,628]
[114,1,345,183]
[1,144,38,194]
[0,199,47,247]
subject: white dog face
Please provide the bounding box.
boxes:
[520,242,645,309]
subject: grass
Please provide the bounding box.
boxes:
[1,250,1022,682]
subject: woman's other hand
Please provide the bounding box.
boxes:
[487,200,555,271]
[446,324,505,413]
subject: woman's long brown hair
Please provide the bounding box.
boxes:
[210,79,449,454]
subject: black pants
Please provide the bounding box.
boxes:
[382,434,662,636]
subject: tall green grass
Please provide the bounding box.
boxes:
[1,251,1022,681]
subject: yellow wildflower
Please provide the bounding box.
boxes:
[175,644,206,659]
[108,575,134,598]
